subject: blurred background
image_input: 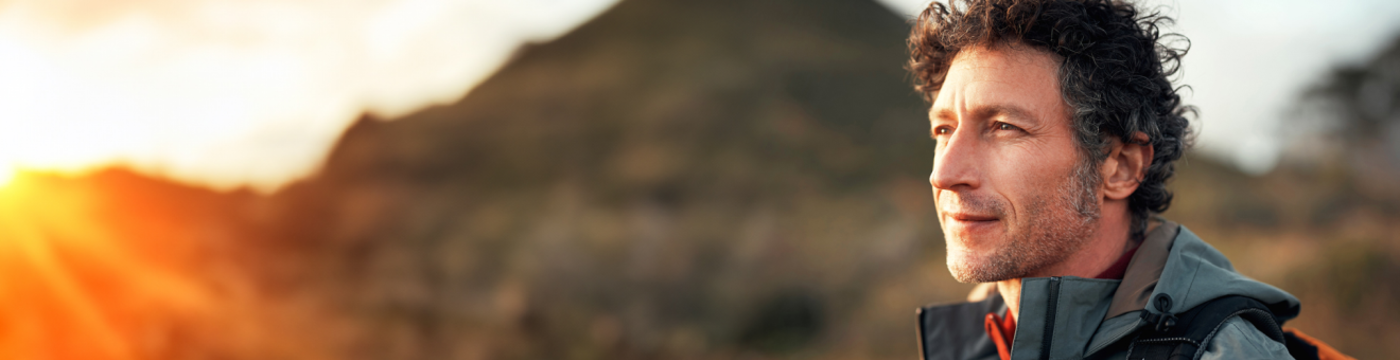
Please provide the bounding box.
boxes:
[0,0,1397,358]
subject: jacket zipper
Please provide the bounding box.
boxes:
[1040,277,1060,360]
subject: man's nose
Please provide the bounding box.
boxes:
[930,130,981,191]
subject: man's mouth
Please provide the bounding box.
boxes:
[943,212,1001,234]
[949,213,998,222]
[936,193,1006,234]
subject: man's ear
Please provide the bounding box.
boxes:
[1100,132,1153,200]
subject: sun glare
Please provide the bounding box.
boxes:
[0,0,621,357]
[0,166,13,188]
[0,170,232,359]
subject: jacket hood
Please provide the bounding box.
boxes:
[1009,221,1301,359]
[1070,221,1302,359]
[1115,221,1300,321]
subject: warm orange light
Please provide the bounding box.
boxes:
[0,171,217,360]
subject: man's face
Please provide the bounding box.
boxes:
[928,44,1101,283]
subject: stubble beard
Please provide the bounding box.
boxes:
[945,159,1103,283]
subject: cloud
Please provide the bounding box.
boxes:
[0,0,618,190]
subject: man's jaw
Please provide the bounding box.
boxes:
[945,234,1022,283]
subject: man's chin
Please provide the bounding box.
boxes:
[946,249,1021,284]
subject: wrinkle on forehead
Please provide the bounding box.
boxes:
[929,43,1069,132]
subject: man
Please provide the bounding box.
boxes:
[906,0,1307,359]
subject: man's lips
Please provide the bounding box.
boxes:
[942,212,1001,237]
[946,213,999,222]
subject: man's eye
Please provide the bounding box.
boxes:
[996,122,1017,131]
[935,127,952,135]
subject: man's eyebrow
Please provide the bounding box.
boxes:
[930,105,1036,122]
[931,108,957,122]
[973,105,1035,122]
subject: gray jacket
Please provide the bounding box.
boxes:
[917,221,1299,360]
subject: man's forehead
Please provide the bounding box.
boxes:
[928,44,1064,122]
[951,43,1059,75]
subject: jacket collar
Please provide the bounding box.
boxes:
[1104,219,1179,319]
[1084,220,1301,356]
[919,220,1302,359]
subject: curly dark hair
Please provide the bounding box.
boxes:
[907,0,1195,240]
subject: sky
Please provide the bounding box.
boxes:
[879,0,1400,174]
[1,0,1398,190]
[0,0,617,190]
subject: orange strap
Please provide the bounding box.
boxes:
[1283,327,1355,360]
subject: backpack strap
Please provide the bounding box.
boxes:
[1283,327,1354,360]
[1127,295,1286,360]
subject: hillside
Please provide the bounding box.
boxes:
[256,0,944,358]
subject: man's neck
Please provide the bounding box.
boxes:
[998,210,1141,320]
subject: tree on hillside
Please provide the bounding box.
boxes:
[1285,34,1400,190]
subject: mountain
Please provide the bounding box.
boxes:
[254,0,945,358]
